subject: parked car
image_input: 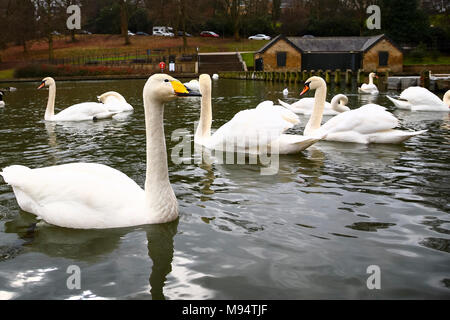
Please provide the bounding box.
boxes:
[248,34,271,40]
[153,30,174,37]
[136,32,150,36]
[177,31,192,37]
[200,31,220,38]
[153,26,174,37]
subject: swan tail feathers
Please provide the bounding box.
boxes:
[387,96,411,109]
[370,130,427,144]
[277,99,292,110]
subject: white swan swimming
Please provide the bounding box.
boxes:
[184,80,200,92]
[278,94,350,116]
[301,77,427,144]
[38,77,117,121]
[283,88,289,96]
[1,74,200,229]
[387,87,450,112]
[212,74,219,80]
[97,91,134,113]
[358,72,379,95]
[194,74,325,154]
[0,92,5,108]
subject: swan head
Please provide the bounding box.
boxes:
[300,76,326,96]
[369,72,378,79]
[144,74,201,103]
[38,77,55,89]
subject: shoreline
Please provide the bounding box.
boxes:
[0,73,199,84]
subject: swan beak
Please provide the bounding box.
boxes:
[300,85,310,96]
[171,80,201,97]
[37,82,46,90]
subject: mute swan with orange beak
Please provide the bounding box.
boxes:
[195,74,326,154]
[301,77,427,144]
[358,72,379,94]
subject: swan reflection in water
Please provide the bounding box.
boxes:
[194,141,406,190]
[3,214,178,300]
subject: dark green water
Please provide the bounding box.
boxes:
[0,78,449,300]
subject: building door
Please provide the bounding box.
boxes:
[276,52,287,67]
[255,58,264,71]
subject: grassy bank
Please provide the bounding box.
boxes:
[0,69,14,79]
[404,54,450,66]
[0,34,268,64]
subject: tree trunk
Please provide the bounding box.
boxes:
[48,34,54,61]
[180,0,187,50]
[272,0,282,22]
[231,0,241,41]
[121,0,131,45]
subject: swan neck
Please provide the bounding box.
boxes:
[144,96,172,196]
[444,91,450,106]
[196,86,212,141]
[305,84,326,136]
[45,83,56,120]
[369,74,374,85]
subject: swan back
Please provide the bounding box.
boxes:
[321,104,398,135]
[400,87,445,107]
[97,91,128,104]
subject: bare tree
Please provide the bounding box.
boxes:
[120,0,131,45]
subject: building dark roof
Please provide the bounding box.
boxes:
[258,34,400,54]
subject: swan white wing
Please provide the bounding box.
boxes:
[208,105,298,152]
[1,163,146,229]
[255,101,300,125]
[54,102,114,121]
[278,98,335,115]
[322,104,398,135]
[184,80,200,91]
[400,87,445,107]
[102,98,134,112]
[359,84,379,94]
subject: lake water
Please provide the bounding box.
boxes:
[0,78,449,300]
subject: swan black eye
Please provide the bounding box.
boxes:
[164,79,169,83]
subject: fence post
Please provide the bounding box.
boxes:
[334,69,340,86]
[345,69,352,86]
[325,70,331,84]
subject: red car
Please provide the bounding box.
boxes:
[200,31,219,38]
